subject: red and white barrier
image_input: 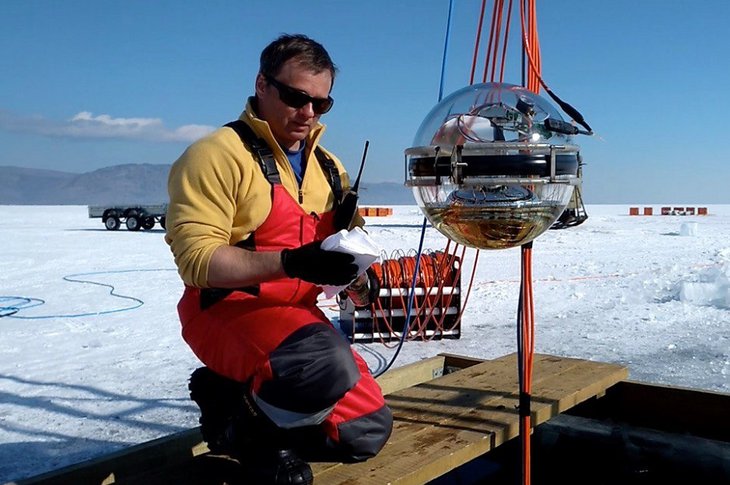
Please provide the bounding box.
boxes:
[630,206,708,216]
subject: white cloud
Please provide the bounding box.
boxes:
[70,111,162,127]
[168,124,218,142]
[0,109,215,143]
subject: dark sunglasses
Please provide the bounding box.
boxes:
[264,75,334,114]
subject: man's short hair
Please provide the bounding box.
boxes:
[260,34,337,85]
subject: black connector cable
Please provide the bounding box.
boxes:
[542,85,593,135]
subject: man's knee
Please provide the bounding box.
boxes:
[258,324,361,414]
[334,404,393,462]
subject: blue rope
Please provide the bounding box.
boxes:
[0,296,45,317]
[373,0,455,377]
[0,269,177,319]
[374,217,429,377]
[438,0,456,102]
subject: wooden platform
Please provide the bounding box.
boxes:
[312,353,627,484]
[13,353,628,485]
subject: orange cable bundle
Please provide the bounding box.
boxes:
[518,244,535,485]
[357,250,470,342]
[519,0,542,94]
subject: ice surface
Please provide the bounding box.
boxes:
[0,204,728,481]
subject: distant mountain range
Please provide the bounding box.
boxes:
[0,164,415,206]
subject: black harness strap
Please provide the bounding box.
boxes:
[225,120,281,185]
[314,149,343,208]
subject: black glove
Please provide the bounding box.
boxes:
[281,241,358,286]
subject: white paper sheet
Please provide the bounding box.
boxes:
[320,227,380,297]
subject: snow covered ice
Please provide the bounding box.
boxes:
[1,204,729,482]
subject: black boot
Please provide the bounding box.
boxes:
[242,448,314,485]
[188,367,313,485]
[189,366,248,455]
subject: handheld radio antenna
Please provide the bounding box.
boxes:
[352,140,369,193]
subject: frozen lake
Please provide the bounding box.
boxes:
[1,204,728,482]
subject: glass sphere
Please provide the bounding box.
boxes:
[406,83,580,250]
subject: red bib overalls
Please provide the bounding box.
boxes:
[177,182,391,460]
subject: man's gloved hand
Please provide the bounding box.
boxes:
[344,267,380,308]
[281,241,359,286]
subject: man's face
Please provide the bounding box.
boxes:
[255,58,333,151]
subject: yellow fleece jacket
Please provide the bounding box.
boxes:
[165,100,360,288]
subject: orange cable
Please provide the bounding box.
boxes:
[470,0,489,85]
[482,0,499,83]
[530,0,541,92]
[444,248,479,333]
[519,244,535,485]
[396,256,422,341]
[375,298,400,349]
[489,0,506,82]
[387,257,408,339]
[520,0,543,94]
[399,256,424,339]
[368,261,387,344]
[412,254,441,339]
[413,254,435,339]
[377,258,396,343]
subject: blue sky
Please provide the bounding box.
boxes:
[1,0,729,203]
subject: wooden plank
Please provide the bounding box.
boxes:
[376,355,446,396]
[15,428,203,485]
[312,354,628,484]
